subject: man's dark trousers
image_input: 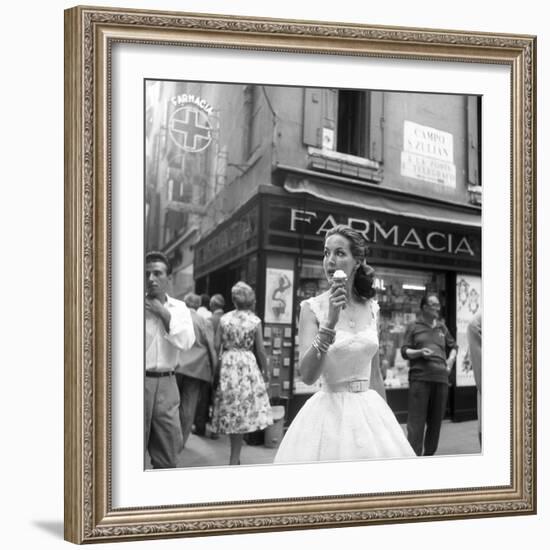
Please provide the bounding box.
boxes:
[406,380,449,456]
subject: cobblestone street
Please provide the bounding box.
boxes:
[170,419,481,469]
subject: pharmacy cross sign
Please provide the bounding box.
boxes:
[168,105,212,153]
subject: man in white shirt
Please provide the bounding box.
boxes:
[145,251,195,469]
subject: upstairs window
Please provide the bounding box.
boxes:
[336,90,371,158]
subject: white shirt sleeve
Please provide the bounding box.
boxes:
[164,299,196,351]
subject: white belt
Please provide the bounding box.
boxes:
[324,379,370,393]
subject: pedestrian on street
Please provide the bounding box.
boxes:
[193,293,227,437]
[210,281,273,465]
[208,294,226,335]
[197,293,212,321]
[401,293,458,456]
[467,311,482,443]
[145,251,195,469]
[176,293,217,447]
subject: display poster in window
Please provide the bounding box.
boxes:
[455,274,481,387]
[264,268,294,324]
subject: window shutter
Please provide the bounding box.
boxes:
[369,91,384,162]
[303,88,323,147]
[467,96,480,185]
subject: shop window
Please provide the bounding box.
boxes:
[374,266,446,389]
[336,90,370,158]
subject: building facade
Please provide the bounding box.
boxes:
[146,80,482,424]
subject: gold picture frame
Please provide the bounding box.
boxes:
[64,5,536,544]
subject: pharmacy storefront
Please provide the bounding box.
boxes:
[194,187,481,424]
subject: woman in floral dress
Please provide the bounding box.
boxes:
[211,281,273,465]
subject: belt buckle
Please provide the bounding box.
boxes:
[349,380,364,392]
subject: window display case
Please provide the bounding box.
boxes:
[375,267,446,389]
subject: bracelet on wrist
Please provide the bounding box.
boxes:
[319,325,336,336]
[311,338,323,360]
[311,329,335,360]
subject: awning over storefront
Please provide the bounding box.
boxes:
[282,174,481,228]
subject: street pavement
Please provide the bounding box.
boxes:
[175,419,481,469]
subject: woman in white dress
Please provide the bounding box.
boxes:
[274,225,414,463]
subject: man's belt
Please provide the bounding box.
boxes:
[146,369,175,378]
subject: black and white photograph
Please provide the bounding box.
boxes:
[57,1,539,545]
[144,79,483,470]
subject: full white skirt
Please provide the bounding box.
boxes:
[274,389,415,464]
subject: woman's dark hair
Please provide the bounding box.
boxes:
[325,225,376,301]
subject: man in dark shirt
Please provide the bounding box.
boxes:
[401,294,458,456]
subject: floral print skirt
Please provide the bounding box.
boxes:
[211,350,273,434]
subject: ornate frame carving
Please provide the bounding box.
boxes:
[64,5,536,544]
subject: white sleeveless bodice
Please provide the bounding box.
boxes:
[303,291,379,388]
